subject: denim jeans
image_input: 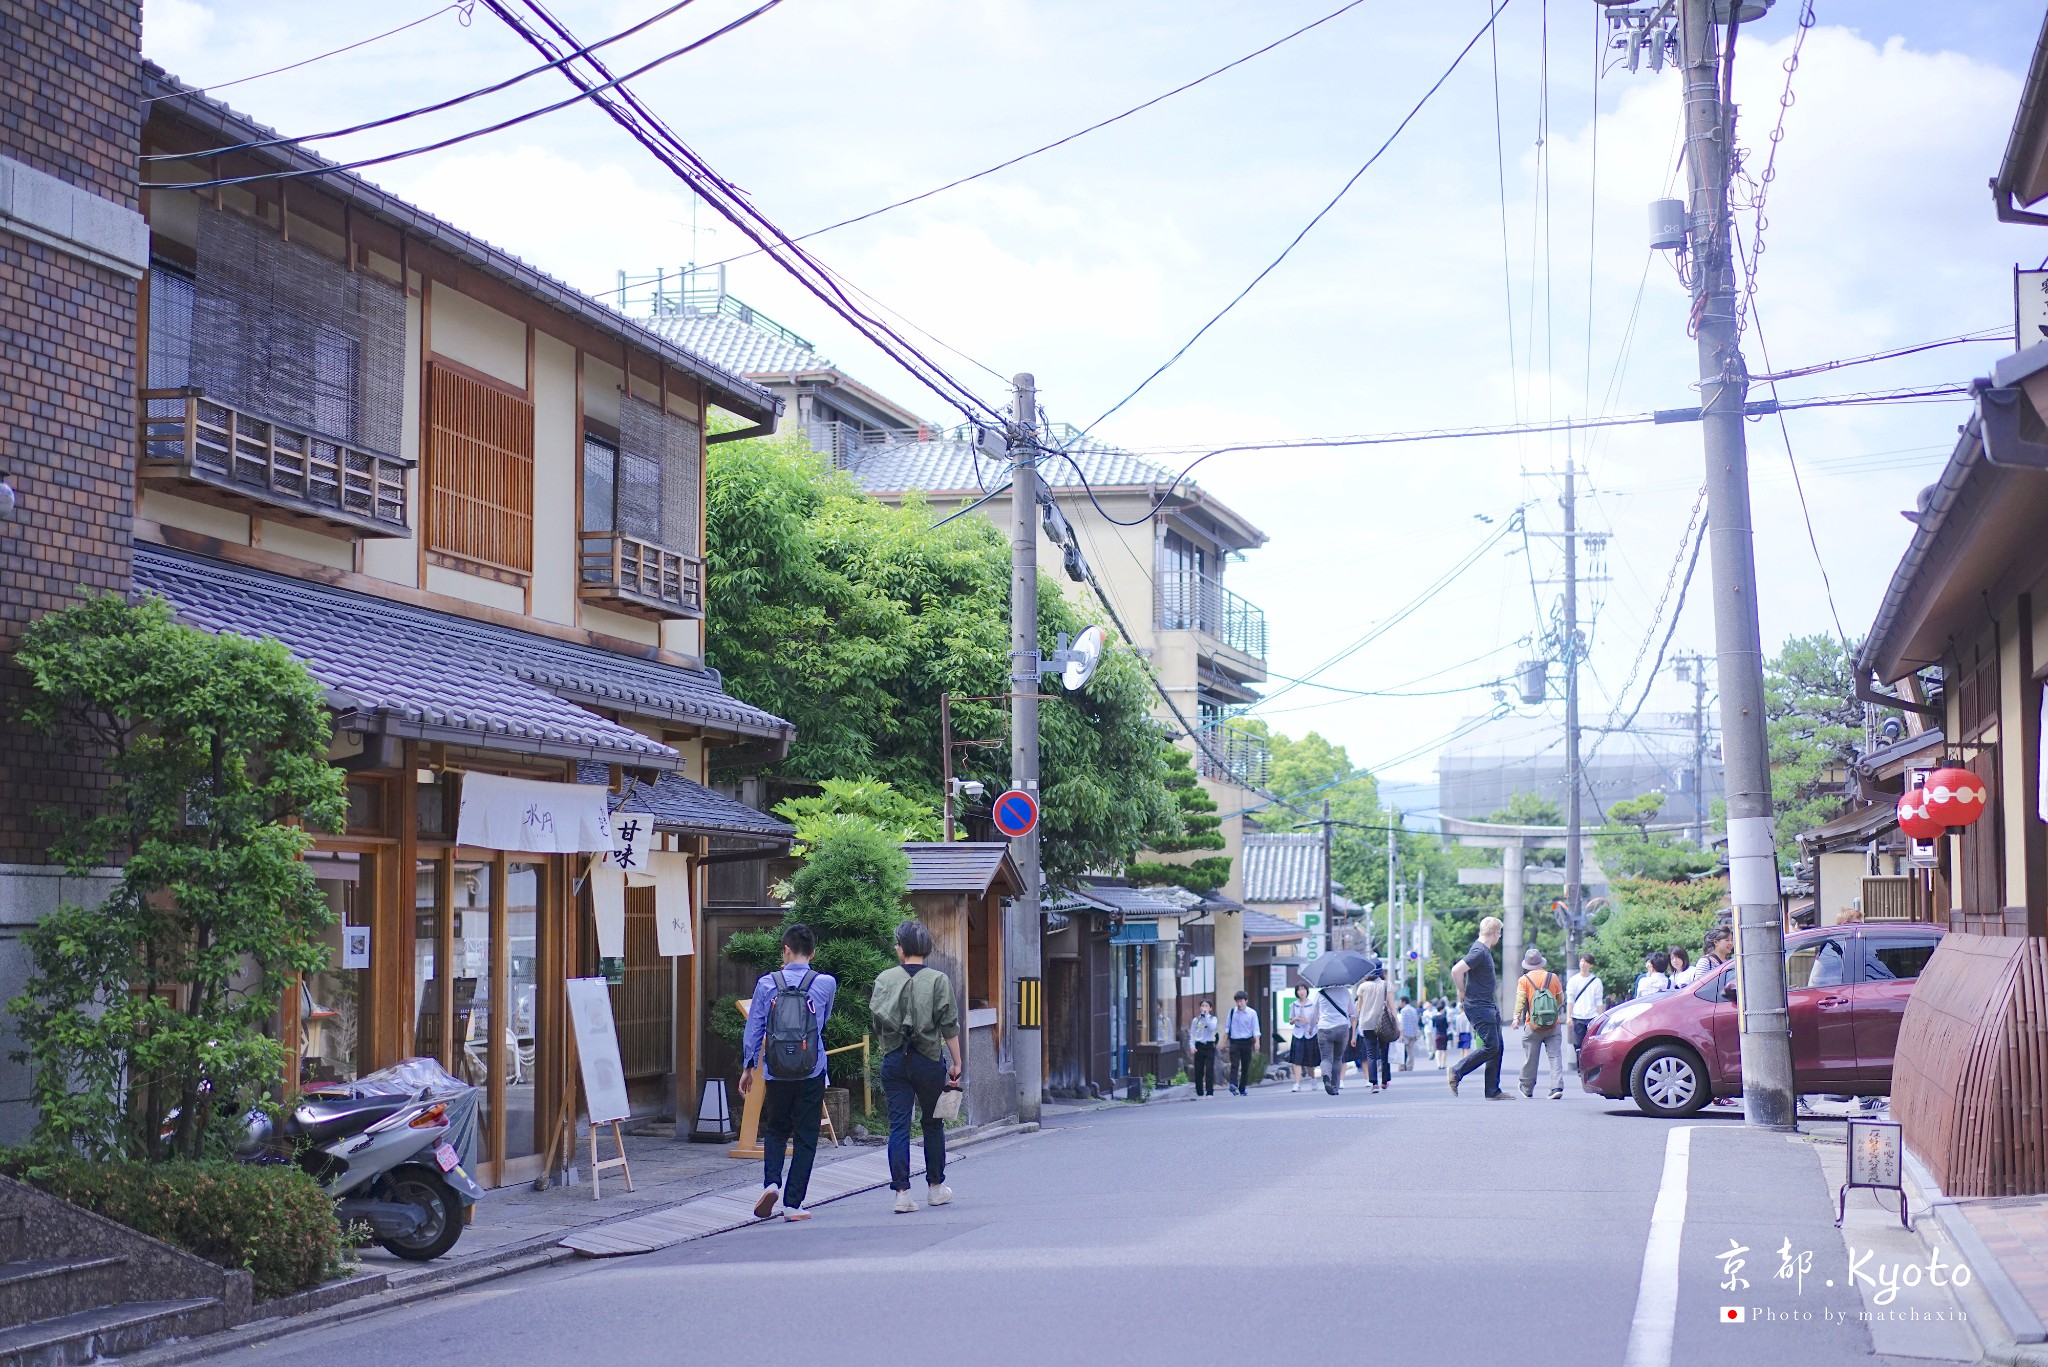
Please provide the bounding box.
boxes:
[1453,1008,1504,1096]
[761,1072,826,1208]
[1363,1032,1392,1086]
[881,1045,948,1192]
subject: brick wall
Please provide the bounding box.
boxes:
[0,0,142,208]
[0,0,142,867]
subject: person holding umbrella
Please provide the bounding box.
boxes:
[1297,950,1376,1097]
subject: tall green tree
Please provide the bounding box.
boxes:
[1594,792,1718,881]
[1765,633,1862,865]
[1130,747,1230,891]
[11,594,346,1160]
[705,430,1179,890]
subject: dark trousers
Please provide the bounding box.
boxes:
[1452,1009,1504,1096]
[1192,1041,1217,1095]
[761,1072,826,1209]
[881,1046,948,1192]
[1227,1038,1254,1092]
[1363,1033,1392,1087]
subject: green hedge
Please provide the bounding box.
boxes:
[4,1153,350,1300]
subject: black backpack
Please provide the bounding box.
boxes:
[763,968,821,1080]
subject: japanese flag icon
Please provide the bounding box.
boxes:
[1720,1307,1746,1324]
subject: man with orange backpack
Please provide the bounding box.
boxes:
[1513,947,1566,1100]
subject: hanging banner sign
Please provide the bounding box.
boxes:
[456,773,624,854]
[588,859,627,959]
[652,851,695,958]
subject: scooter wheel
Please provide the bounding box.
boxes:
[376,1171,464,1262]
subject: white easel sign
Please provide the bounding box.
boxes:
[565,977,631,1125]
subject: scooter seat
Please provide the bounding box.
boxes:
[286,1096,414,1145]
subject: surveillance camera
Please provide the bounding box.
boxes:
[953,779,986,799]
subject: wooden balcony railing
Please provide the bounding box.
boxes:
[579,532,703,620]
[140,388,410,538]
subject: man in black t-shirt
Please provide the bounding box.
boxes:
[1448,916,1507,1099]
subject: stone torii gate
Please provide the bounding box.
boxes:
[1442,816,1693,1009]
[1442,817,1603,1013]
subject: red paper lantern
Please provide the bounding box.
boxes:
[1897,791,1943,841]
[1922,766,1989,827]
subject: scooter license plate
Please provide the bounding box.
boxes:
[434,1142,459,1173]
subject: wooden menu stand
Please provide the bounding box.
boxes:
[590,1118,632,1199]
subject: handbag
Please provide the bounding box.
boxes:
[932,1086,963,1123]
[1373,986,1402,1044]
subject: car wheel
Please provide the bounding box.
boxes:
[1629,1043,1709,1118]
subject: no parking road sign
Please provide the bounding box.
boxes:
[992,788,1039,838]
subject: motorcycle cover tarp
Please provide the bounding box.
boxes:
[309,1057,480,1203]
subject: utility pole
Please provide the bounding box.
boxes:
[1008,373,1044,1126]
[1675,651,1712,845]
[1319,800,1334,953]
[1385,821,1399,965]
[1675,0,1795,1130]
[1412,866,1426,1002]
[1562,450,1584,981]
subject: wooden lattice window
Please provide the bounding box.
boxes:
[427,362,534,578]
[1955,643,2004,921]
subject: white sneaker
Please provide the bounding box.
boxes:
[1291,1081,1300,1093]
[753,1186,779,1220]
[893,1190,917,1214]
[927,1182,952,1207]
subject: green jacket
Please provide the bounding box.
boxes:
[869,963,960,1062]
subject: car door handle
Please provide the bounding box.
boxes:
[1818,996,1850,1007]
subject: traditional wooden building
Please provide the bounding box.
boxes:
[1859,31,2048,1188]
[36,65,805,1187]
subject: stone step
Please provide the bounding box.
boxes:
[0,1257,130,1331]
[0,1298,219,1367]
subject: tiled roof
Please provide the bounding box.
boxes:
[641,311,828,378]
[1241,832,1327,904]
[576,763,792,841]
[135,547,792,766]
[1244,909,1310,943]
[845,438,1190,497]
[900,842,1022,896]
[1043,877,1186,919]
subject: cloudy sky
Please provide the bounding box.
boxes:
[145,0,2045,798]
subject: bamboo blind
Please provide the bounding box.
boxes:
[427,363,535,577]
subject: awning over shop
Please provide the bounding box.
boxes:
[135,546,793,767]
[900,842,1023,898]
[1244,909,1311,945]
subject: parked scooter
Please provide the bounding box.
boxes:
[239,1093,484,1261]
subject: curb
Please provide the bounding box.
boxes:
[116,1117,1041,1365]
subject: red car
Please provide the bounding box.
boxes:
[1578,923,1943,1117]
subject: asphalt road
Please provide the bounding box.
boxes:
[190,1046,1972,1367]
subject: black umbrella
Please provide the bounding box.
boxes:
[1298,950,1378,988]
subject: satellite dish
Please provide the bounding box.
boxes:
[1062,625,1106,690]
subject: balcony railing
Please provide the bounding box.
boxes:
[1157,570,1267,662]
[1195,720,1271,789]
[140,388,410,538]
[579,532,703,620]
[804,420,897,470]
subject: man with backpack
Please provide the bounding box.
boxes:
[869,919,962,1214]
[741,924,837,1222]
[1513,947,1566,1100]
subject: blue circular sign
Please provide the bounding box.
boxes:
[992,788,1039,838]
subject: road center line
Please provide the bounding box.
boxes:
[1624,1124,1697,1367]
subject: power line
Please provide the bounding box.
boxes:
[1486,0,1522,448]
[682,0,1377,271]
[1747,291,1851,649]
[140,0,708,163]
[1071,0,1516,443]
[140,1,782,189]
[1750,327,2011,383]
[144,2,477,105]
[482,0,1005,427]
[1254,515,1526,712]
